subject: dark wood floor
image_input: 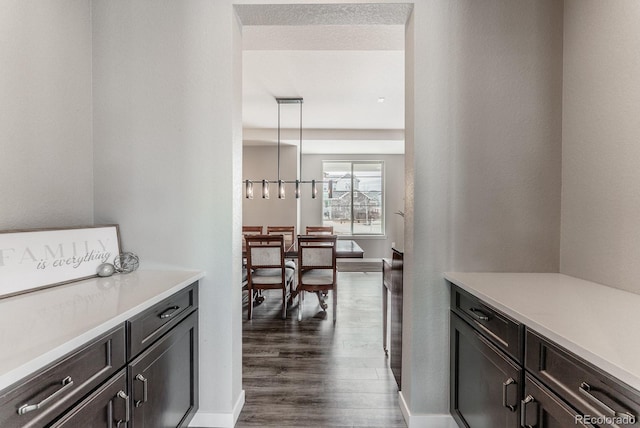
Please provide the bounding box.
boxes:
[235,272,406,428]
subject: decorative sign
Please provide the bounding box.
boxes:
[0,225,121,299]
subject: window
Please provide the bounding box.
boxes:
[322,161,384,235]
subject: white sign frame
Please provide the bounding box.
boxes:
[0,225,121,299]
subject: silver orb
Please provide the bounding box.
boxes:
[113,252,140,274]
[97,263,116,277]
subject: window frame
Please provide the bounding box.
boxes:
[321,160,385,237]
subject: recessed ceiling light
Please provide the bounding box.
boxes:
[377,97,385,103]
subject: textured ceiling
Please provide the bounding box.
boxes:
[243,25,404,51]
[235,3,413,26]
[238,3,408,154]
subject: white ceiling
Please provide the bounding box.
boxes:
[238,4,408,155]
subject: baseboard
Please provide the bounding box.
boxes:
[188,390,245,427]
[399,391,457,428]
[337,257,382,272]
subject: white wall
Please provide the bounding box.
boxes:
[243,145,299,232]
[561,0,640,295]
[91,1,243,425]
[403,0,562,420]
[0,0,93,229]
[301,153,405,259]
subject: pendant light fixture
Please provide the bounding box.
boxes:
[244,97,320,199]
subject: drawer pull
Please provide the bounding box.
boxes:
[134,374,149,407]
[468,307,490,321]
[502,377,517,411]
[579,382,636,420]
[159,306,181,319]
[18,376,74,415]
[520,395,537,428]
[115,391,130,427]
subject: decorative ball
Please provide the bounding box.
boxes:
[113,252,140,274]
[97,263,116,277]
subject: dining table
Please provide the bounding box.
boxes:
[285,239,364,259]
[242,238,364,259]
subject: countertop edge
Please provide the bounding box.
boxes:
[444,272,640,393]
[0,270,204,392]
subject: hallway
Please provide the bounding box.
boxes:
[237,272,406,427]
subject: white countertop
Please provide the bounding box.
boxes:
[444,272,640,392]
[0,269,204,391]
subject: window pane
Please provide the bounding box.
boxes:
[322,161,384,235]
[322,162,352,234]
[352,162,383,234]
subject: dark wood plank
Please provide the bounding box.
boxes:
[236,272,406,428]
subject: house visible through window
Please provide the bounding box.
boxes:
[322,161,384,235]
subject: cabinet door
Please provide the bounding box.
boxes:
[450,312,521,428]
[389,248,403,389]
[521,375,594,428]
[50,369,129,428]
[129,311,198,428]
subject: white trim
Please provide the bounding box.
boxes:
[399,391,457,428]
[188,390,245,427]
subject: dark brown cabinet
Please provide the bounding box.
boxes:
[0,281,199,428]
[450,312,522,428]
[129,311,198,428]
[389,248,403,389]
[49,369,129,428]
[0,325,126,428]
[520,374,591,428]
[449,281,640,428]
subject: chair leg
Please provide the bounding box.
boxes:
[332,287,337,323]
[298,291,303,321]
[282,287,287,320]
[248,286,253,320]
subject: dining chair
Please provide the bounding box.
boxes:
[305,226,334,235]
[242,225,263,236]
[296,235,337,322]
[266,226,295,249]
[245,235,295,320]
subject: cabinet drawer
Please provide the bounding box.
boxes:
[450,312,522,428]
[130,310,198,428]
[526,329,640,427]
[0,325,126,428]
[50,369,129,428]
[451,285,523,362]
[129,282,198,359]
[522,374,594,428]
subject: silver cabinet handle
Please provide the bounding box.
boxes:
[18,376,74,415]
[520,395,537,428]
[134,374,148,407]
[579,382,636,420]
[502,377,517,411]
[115,391,130,427]
[468,307,490,321]
[159,306,180,319]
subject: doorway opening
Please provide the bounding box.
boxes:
[234,3,412,426]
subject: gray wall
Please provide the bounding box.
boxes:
[242,145,299,232]
[301,154,405,259]
[403,0,563,420]
[92,1,243,425]
[560,0,640,294]
[0,0,93,229]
